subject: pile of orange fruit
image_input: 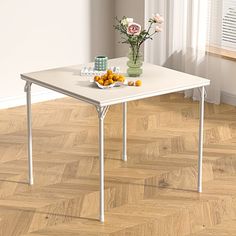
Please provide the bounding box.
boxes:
[94,70,125,86]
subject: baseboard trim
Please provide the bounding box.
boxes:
[221,91,236,106]
[0,91,66,110]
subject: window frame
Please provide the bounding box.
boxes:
[206,44,236,61]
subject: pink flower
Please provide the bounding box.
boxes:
[155,25,162,32]
[153,13,164,24]
[127,23,141,36]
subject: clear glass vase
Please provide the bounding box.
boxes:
[127,48,143,77]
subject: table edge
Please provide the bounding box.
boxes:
[21,75,100,106]
[21,74,210,107]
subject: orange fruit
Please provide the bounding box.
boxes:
[98,79,104,85]
[104,80,110,86]
[118,75,125,82]
[107,69,113,75]
[94,76,100,82]
[135,80,142,86]
[112,75,119,81]
[108,79,114,84]
[108,74,113,80]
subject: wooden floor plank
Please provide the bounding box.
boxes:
[0,93,235,235]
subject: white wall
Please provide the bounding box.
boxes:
[0,0,115,109]
[0,0,146,109]
[1,0,235,108]
[90,0,115,59]
[220,58,236,96]
[114,0,145,57]
[214,57,236,106]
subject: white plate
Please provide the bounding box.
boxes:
[95,79,127,89]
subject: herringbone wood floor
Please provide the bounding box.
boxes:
[0,93,235,236]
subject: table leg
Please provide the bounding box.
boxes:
[24,82,34,185]
[198,86,205,193]
[123,102,127,161]
[97,106,109,223]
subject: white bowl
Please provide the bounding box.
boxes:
[95,79,127,89]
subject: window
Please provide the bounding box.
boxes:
[207,0,236,60]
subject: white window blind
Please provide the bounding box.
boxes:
[222,1,236,47]
[208,0,236,50]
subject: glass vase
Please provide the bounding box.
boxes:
[127,48,143,77]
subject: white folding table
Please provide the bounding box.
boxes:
[21,57,210,222]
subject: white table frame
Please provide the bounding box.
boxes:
[23,72,206,223]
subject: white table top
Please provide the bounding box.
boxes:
[21,57,210,107]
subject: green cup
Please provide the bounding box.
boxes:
[94,56,108,71]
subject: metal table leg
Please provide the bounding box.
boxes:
[96,106,109,222]
[24,82,34,185]
[123,102,127,161]
[198,86,205,193]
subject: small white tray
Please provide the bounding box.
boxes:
[81,66,120,76]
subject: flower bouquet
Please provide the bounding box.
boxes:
[114,14,164,77]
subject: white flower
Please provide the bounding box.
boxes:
[121,17,134,26]
[155,25,162,32]
[153,13,164,24]
[127,18,133,24]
